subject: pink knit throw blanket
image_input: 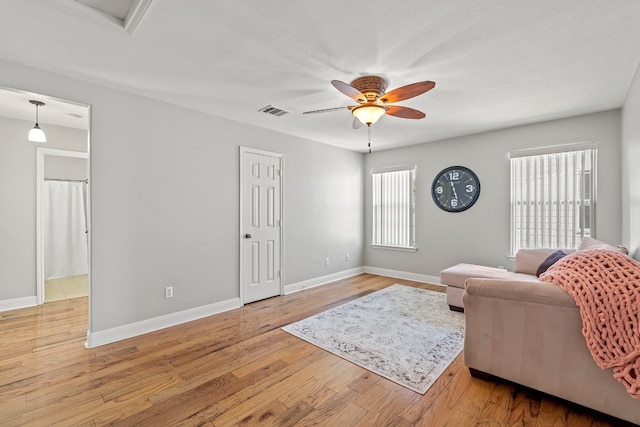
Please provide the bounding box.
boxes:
[540,249,640,398]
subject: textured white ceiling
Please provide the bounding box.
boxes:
[2,0,640,152]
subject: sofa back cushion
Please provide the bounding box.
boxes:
[515,248,575,275]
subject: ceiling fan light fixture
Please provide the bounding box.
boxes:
[28,100,46,143]
[352,104,386,125]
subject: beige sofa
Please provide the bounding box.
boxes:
[462,249,640,425]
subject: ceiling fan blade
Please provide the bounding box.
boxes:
[379,81,435,104]
[385,105,426,119]
[331,80,366,103]
[303,106,351,114]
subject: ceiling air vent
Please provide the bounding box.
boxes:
[258,105,290,117]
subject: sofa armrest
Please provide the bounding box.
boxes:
[464,278,576,308]
[462,276,640,424]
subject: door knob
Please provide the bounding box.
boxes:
[244,233,252,239]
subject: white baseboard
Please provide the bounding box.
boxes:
[85,266,442,348]
[85,297,242,348]
[284,267,365,295]
[0,296,37,312]
[363,266,443,286]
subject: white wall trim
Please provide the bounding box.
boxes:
[85,297,241,348]
[363,266,442,286]
[0,296,37,312]
[84,267,441,348]
[284,267,365,294]
[124,0,155,35]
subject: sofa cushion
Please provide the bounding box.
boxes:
[536,250,566,277]
[514,248,559,275]
[440,264,507,288]
[441,263,538,289]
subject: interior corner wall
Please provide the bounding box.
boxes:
[622,62,640,260]
[0,115,87,302]
[0,58,363,334]
[364,110,622,277]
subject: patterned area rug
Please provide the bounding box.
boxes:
[282,284,465,394]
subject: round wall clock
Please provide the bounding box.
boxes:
[431,166,480,212]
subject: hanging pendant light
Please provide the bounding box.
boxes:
[28,100,46,143]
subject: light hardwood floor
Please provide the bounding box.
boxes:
[45,274,88,302]
[0,274,620,426]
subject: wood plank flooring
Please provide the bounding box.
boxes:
[0,274,620,426]
[45,274,88,302]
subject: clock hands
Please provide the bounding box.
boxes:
[450,181,458,201]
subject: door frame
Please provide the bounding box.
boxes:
[36,147,90,305]
[239,146,284,304]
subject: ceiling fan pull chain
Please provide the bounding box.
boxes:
[368,124,372,153]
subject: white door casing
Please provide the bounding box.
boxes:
[240,147,283,304]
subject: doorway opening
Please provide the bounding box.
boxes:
[37,148,90,303]
[0,86,90,308]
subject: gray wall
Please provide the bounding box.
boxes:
[0,58,363,333]
[364,110,622,276]
[0,115,87,301]
[44,156,88,180]
[622,63,640,260]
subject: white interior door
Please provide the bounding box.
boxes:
[240,147,282,304]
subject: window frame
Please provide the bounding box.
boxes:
[371,164,417,251]
[509,142,598,255]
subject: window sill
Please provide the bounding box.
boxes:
[370,244,417,252]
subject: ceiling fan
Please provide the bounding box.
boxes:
[303,75,435,128]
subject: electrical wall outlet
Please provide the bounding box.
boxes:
[346,253,350,262]
[325,257,330,267]
[165,286,174,298]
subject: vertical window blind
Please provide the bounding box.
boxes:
[510,143,597,254]
[372,165,416,249]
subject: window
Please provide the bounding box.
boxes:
[510,143,597,254]
[371,165,416,250]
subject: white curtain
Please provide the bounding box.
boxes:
[44,180,88,279]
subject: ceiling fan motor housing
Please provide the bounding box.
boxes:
[350,76,388,101]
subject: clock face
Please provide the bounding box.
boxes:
[431,166,480,212]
